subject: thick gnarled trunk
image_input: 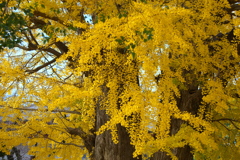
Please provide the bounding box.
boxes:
[91,81,202,160]
[93,107,138,160]
[151,87,202,160]
[91,90,201,160]
[150,146,192,160]
[92,83,139,160]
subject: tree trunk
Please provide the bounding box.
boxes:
[92,83,139,160]
[93,107,194,160]
[92,93,199,160]
[93,107,139,160]
[151,86,202,160]
[92,75,201,160]
[150,146,192,160]
[150,119,194,160]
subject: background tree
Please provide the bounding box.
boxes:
[0,0,240,160]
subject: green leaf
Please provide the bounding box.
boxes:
[118,11,128,18]
[68,25,77,31]
[116,39,123,45]
[56,9,61,14]
[130,43,136,49]
[115,36,125,45]
[172,78,186,90]
[0,2,6,8]
[140,0,147,3]
[131,51,136,59]
[135,30,141,35]
[99,14,106,22]
[23,8,33,16]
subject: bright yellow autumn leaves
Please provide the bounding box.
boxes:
[0,0,239,159]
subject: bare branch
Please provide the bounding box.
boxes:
[229,120,240,130]
[66,127,87,136]
[212,118,240,130]
[29,128,84,149]
[28,29,39,45]
[49,64,63,80]
[225,3,240,14]
[2,106,81,114]
[23,51,41,68]
[231,4,240,11]
[15,44,37,51]
[33,11,64,24]
[66,127,95,153]
[64,73,73,81]
[41,47,62,57]
[211,118,240,122]
[25,57,57,74]
[218,121,231,131]
[54,41,68,54]
[16,42,62,58]
[227,0,239,5]
[45,136,84,148]
[30,16,48,29]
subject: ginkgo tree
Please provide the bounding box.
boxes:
[0,0,240,159]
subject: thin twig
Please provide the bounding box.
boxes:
[218,121,230,131]
[0,106,81,114]
[29,127,84,149]
[28,30,39,45]
[211,118,240,122]
[229,120,240,130]
[212,118,240,130]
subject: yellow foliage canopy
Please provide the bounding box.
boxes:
[0,0,239,159]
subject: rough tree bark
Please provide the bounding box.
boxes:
[150,85,202,160]
[93,107,139,160]
[92,83,140,160]
[92,84,201,160]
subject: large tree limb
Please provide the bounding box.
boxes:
[16,44,37,51]
[228,0,239,5]
[2,106,81,114]
[33,10,86,35]
[225,3,240,14]
[41,47,62,57]
[16,44,62,57]
[54,41,68,54]
[33,11,63,24]
[66,127,95,153]
[25,57,57,74]
[230,3,240,11]
[29,15,69,55]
